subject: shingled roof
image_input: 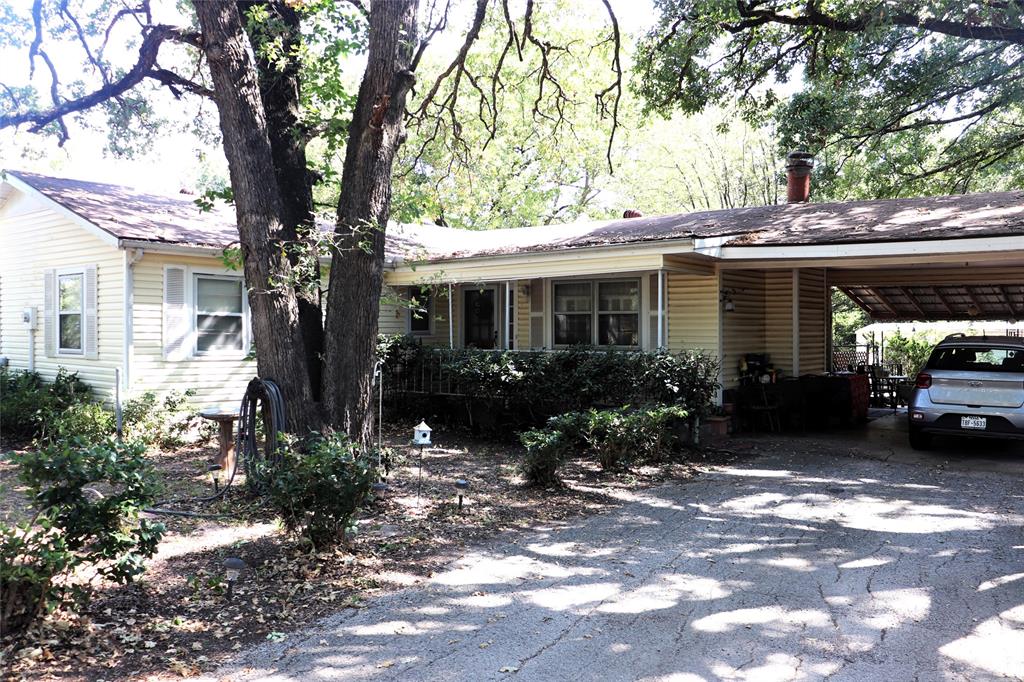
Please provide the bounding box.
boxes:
[6,170,1023,263]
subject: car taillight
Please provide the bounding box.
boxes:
[915,372,932,389]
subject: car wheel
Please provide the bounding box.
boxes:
[909,425,932,450]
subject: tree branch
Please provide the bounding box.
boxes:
[1,25,199,136]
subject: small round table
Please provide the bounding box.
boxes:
[199,406,240,476]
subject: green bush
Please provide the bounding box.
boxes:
[520,404,689,485]
[257,433,376,548]
[884,332,936,376]
[123,389,209,448]
[379,335,720,429]
[1,367,92,443]
[41,402,115,446]
[1,438,165,634]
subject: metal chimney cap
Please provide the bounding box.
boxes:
[785,150,814,168]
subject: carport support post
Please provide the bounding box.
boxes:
[792,270,801,377]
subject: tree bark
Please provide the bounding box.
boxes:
[323,0,418,444]
[194,0,321,434]
[238,0,325,401]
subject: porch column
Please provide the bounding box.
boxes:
[505,280,513,349]
[657,270,665,349]
[448,283,454,349]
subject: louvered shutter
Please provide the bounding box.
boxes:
[83,265,98,359]
[43,268,56,357]
[529,278,544,348]
[163,266,190,360]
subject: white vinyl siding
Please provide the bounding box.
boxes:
[132,252,254,406]
[0,190,121,399]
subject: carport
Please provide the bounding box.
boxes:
[690,190,1024,390]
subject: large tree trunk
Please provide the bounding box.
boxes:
[322,0,419,444]
[194,1,321,433]
[238,0,325,400]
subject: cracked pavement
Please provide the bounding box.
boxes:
[211,431,1024,681]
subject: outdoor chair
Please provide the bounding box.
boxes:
[739,383,781,433]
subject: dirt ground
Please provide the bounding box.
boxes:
[0,426,739,681]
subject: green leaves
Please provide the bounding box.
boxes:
[520,403,690,485]
[2,438,165,633]
[636,0,1024,196]
[256,432,377,548]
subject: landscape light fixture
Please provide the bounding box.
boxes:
[223,557,247,601]
[455,479,469,511]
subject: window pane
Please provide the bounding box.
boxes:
[929,347,1023,373]
[60,313,82,350]
[197,315,243,353]
[410,289,430,332]
[197,278,243,314]
[59,275,82,312]
[598,281,638,312]
[554,282,592,313]
[554,314,591,345]
[598,313,639,346]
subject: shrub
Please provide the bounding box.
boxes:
[258,433,376,548]
[40,401,115,446]
[123,389,209,448]
[1,438,165,634]
[1,367,92,443]
[379,336,720,431]
[519,404,689,485]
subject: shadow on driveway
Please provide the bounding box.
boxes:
[214,447,1024,682]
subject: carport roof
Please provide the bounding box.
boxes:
[841,284,1024,321]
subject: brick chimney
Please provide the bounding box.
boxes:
[622,209,643,219]
[785,151,814,203]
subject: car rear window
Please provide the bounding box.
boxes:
[927,346,1024,373]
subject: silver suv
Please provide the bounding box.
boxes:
[909,335,1024,449]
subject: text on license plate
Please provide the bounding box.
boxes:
[961,416,987,430]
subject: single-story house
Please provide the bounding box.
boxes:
[1,166,1022,407]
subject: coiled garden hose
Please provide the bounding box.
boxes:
[145,377,285,515]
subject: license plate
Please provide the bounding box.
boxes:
[961,416,987,430]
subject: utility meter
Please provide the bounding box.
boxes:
[22,306,37,330]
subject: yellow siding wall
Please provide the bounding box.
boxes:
[131,252,253,406]
[666,271,720,357]
[799,269,827,375]
[764,270,794,377]
[0,191,123,399]
[721,270,766,387]
[378,285,407,336]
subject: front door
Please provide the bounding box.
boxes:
[464,288,496,349]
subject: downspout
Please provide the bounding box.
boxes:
[448,283,454,349]
[122,248,144,393]
[27,325,35,371]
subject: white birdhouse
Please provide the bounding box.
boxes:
[413,420,432,446]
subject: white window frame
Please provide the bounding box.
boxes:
[56,268,85,355]
[407,286,433,336]
[551,278,641,349]
[192,272,250,358]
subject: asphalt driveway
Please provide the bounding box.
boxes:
[215,437,1024,681]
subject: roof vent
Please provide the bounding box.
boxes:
[785,151,814,203]
[622,209,643,219]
